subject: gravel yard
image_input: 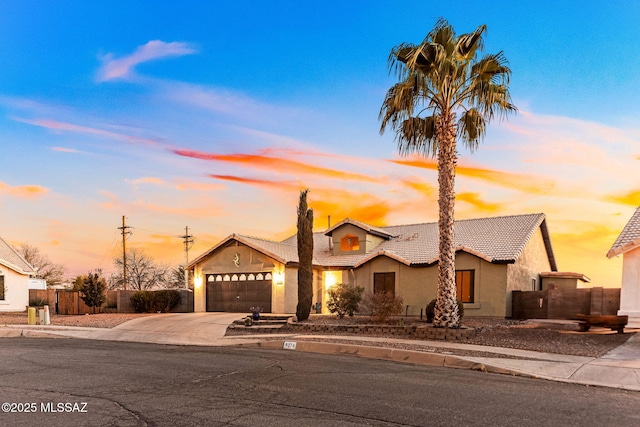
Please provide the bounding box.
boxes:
[0,312,633,358]
[0,312,156,328]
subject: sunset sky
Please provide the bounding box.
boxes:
[1,1,639,286]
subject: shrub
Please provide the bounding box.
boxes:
[360,292,404,323]
[80,271,107,312]
[154,290,181,313]
[327,283,365,318]
[130,291,155,313]
[426,298,464,323]
[130,290,182,313]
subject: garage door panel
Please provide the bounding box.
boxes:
[206,274,272,313]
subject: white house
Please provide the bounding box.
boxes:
[0,236,36,312]
[607,206,640,327]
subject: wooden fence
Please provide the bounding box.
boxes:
[29,289,193,315]
[512,287,620,320]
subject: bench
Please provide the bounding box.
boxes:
[574,314,628,334]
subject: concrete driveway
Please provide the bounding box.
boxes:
[13,312,255,346]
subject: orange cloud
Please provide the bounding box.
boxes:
[210,174,301,191]
[0,182,49,198]
[175,149,379,182]
[401,179,436,197]
[605,190,640,207]
[390,157,554,195]
[309,188,391,228]
[127,177,166,186]
[455,192,502,213]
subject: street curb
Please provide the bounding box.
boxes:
[244,339,530,378]
[0,328,68,338]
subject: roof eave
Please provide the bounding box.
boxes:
[607,238,640,258]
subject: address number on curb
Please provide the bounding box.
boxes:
[283,341,297,350]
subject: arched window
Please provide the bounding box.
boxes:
[265,273,272,280]
[231,274,239,281]
[216,275,223,282]
[340,234,360,251]
[223,275,231,281]
[207,275,215,282]
[256,273,264,280]
[239,274,247,281]
[248,274,255,281]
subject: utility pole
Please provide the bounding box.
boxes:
[180,226,194,289]
[118,216,132,290]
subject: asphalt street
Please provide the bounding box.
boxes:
[1,337,639,426]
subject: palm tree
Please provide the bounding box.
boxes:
[379,19,516,328]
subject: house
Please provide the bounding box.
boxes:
[0,236,36,312]
[607,206,640,327]
[188,213,558,318]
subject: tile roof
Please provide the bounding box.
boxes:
[188,233,299,268]
[607,206,640,258]
[281,213,555,269]
[0,237,36,275]
[325,218,394,238]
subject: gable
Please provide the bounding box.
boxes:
[0,237,36,275]
[607,206,640,258]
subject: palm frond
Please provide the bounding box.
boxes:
[457,109,485,151]
[455,24,486,60]
[396,116,438,157]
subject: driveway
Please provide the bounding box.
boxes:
[17,312,253,346]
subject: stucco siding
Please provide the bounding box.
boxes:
[0,266,30,312]
[455,252,508,317]
[331,224,367,255]
[620,247,640,311]
[506,228,552,317]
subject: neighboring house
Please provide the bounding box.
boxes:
[607,206,640,328]
[189,213,559,318]
[0,237,37,312]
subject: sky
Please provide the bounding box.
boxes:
[0,1,639,286]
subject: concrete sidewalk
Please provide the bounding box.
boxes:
[2,315,640,392]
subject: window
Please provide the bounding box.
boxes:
[340,234,360,251]
[456,270,474,303]
[0,275,4,300]
[373,272,395,296]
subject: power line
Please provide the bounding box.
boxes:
[179,226,194,290]
[117,216,132,290]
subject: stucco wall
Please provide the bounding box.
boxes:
[192,242,280,313]
[456,252,508,317]
[331,224,368,255]
[349,252,509,317]
[505,228,551,317]
[0,266,30,312]
[619,247,640,327]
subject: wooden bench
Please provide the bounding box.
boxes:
[574,314,628,334]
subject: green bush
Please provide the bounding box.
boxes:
[327,283,365,318]
[130,290,182,313]
[154,290,181,313]
[130,291,155,313]
[426,298,464,323]
[360,292,404,323]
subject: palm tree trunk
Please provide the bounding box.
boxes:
[433,113,460,328]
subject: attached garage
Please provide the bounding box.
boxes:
[206,272,272,313]
[190,234,300,314]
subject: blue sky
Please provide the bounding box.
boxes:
[0,1,639,285]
